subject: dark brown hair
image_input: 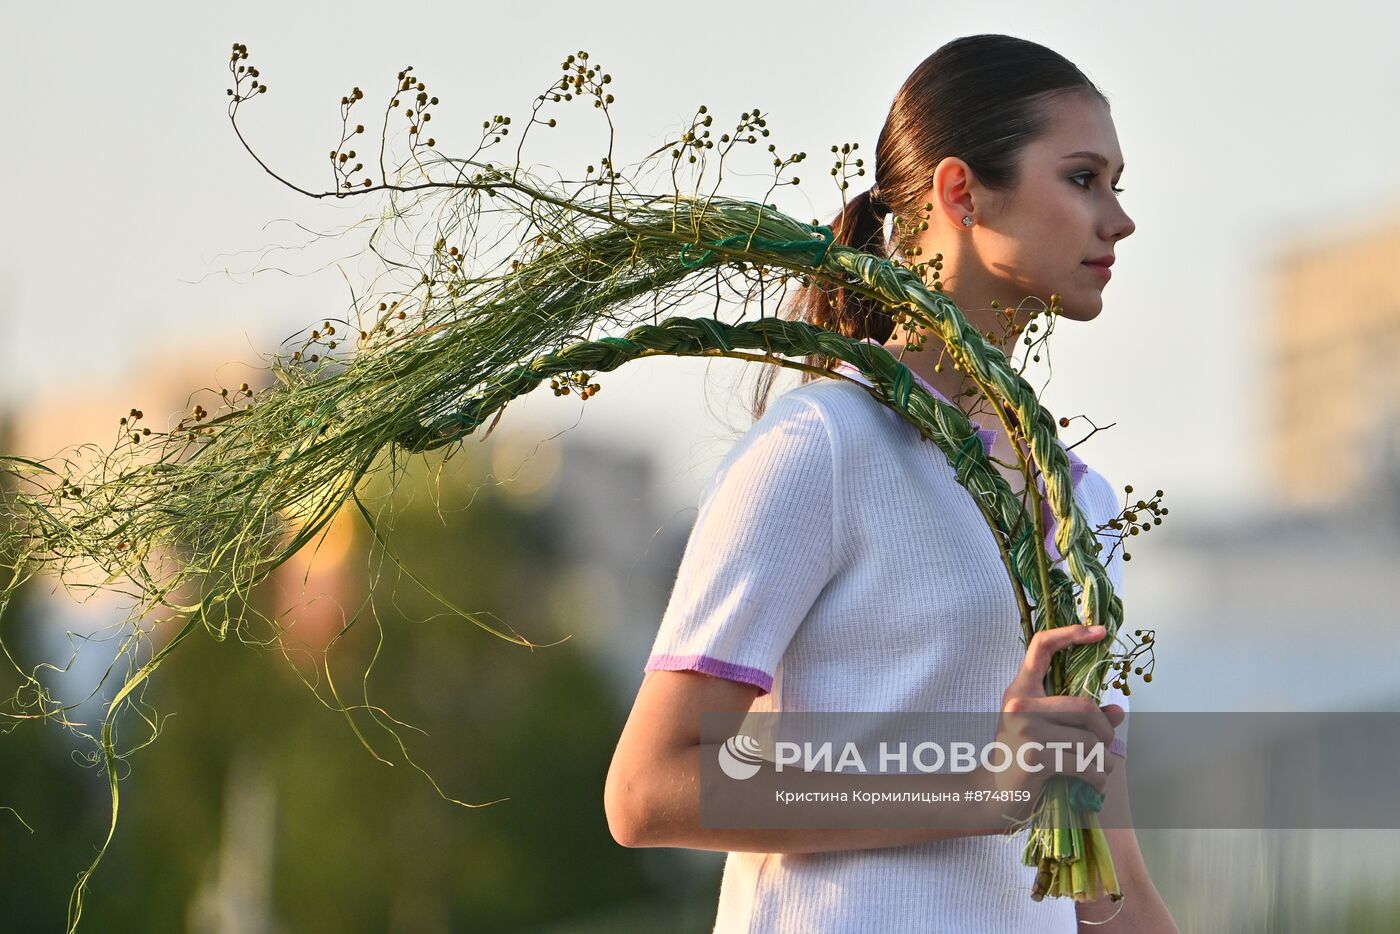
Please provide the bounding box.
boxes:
[749,34,1109,420]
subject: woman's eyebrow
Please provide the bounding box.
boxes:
[1061,150,1125,174]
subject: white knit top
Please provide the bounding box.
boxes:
[644,362,1130,933]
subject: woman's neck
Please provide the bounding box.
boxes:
[882,325,1013,413]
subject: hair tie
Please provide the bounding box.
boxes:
[867,185,891,218]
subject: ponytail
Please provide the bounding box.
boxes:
[748,187,898,420]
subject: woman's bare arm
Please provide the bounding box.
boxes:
[604,669,1011,853]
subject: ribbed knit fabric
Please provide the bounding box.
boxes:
[644,374,1130,934]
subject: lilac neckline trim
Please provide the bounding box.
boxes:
[644,653,774,696]
[830,338,1090,562]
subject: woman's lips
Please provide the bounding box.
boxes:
[1082,261,1112,281]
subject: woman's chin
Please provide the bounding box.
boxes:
[1054,289,1105,321]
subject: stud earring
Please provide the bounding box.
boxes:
[961,216,974,227]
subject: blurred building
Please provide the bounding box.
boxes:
[1269,211,1400,512]
[1126,204,1400,932]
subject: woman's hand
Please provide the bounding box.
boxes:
[989,624,1125,814]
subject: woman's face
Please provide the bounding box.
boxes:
[916,92,1136,324]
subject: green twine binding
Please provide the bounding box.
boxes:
[678,223,835,269]
[1068,778,1105,813]
[951,431,984,476]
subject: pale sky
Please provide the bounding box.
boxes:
[5,0,1400,520]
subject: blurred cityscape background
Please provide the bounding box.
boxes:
[4,2,1400,932]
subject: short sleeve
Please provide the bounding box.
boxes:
[1089,468,1130,759]
[643,391,835,697]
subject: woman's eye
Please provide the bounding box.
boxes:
[1071,172,1126,195]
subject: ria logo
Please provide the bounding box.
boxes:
[718,734,764,780]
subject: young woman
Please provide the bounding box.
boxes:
[605,34,1179,933]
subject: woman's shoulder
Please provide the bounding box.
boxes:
[701,383,837,503]
[702,378,890,504]
[782,373,885,408]
[775,376,909,444]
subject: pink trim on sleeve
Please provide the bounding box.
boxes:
[644,653,774,696]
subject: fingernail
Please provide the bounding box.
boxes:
[1088,625,1105,634]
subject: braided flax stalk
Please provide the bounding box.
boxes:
[1,190,1125,920]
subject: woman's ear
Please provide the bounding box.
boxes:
[929,157,978,230]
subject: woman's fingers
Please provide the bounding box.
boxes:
[1001,695,1118,748]
[1016,724,1116,778]
[1006,624,1108,699]
[990,722,1117,795]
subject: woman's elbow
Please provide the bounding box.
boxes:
[604,760,658,848]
